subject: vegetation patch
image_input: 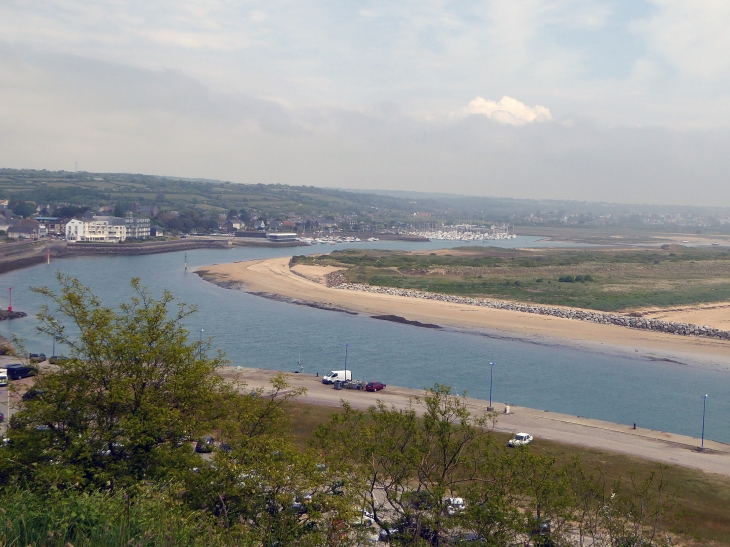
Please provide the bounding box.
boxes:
[294,247,730,311]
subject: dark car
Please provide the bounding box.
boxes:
[49,355,69,365]
[366,381,386,392]
[195,436,215,453]
[22,389,46,402]
[38,353,47,362]
[0,411,4,422]
[6,363,38,380]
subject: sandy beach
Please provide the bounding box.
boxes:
[196,257,730,370]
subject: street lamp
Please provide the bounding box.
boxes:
[701,394,708,450]
[50,319,57,358]
[488,362,495,411]
[199,329,204,358]
[344,344,349,382]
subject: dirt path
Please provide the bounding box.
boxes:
[196,257,730,370]
[222,367,730,478]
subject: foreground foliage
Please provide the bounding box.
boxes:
[0,277,681,545]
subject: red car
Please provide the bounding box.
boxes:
[365,382,386,392]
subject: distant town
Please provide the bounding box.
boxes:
[2,168,730,245]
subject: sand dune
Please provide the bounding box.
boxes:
[197,257,730,370]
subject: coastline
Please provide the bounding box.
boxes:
[0,238,306,276]
[223,367,730,477]
[195,257,730,371]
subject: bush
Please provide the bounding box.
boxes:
[559,276,575,283]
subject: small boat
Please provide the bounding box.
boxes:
[712,242,720,246]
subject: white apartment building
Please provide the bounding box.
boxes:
[65,217,127,243]
[125,217,151,239]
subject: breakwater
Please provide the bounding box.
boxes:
[0,310,26,321]
[327,273,730,341]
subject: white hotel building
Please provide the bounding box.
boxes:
[65,217,128,243]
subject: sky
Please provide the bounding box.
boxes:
[1,1,729,206]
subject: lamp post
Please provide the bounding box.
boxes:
[50,319,57,358]
[199,329,204,358]
[701,394,708,450]
[488,362,495,411]
[344,343,349,382]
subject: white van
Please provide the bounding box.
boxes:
[0,369,7,386]
[321,370,352,384]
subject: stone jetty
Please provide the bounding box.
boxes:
[326,273,730,341]
[0,310,27,321]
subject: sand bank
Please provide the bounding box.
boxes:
[196,258,730,370]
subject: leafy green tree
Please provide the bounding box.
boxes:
[9,198,36,217]
[3,274,226,488]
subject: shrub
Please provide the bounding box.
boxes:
[559,276,575,283]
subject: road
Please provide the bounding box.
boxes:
[222,367,730,478]
[4,359,728,478]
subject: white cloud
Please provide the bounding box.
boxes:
[455,96,553,125]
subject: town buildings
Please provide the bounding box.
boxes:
[125,216,151,239]
[65,217,128,242]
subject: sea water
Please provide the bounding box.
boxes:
[0,237,727,443]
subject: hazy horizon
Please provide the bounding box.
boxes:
[2,2,729,206]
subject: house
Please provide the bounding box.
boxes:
[133,203,159,216]
[224,220,243,232]
[150,225,164,237]
[65,216,127,243]
[35,217,65,235]
[8,219,42,239]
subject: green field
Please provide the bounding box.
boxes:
[294,246,730,312]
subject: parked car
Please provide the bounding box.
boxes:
[195,436,215,453]
[49,355,69,365]
[445,497,466,515]
[28,353,40,363]
[366,381,386,392]
[6,363,38,380]
[378,527,399,542]
[22,389,46,401]
[508,432,533,447]
[38,353,47,362]
[0,411,4,422]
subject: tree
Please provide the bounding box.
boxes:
[4,275,226,488]
[10,199,36,217]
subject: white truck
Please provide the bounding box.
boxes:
[0,368,7,386]
[321,370,352,384]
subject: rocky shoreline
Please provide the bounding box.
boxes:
[0,310,26,321]
[327,273,730,341]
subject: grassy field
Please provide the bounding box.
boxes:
[293,246,730,312]
[283,400,730,545]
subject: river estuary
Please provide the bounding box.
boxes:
[0,236,728,443]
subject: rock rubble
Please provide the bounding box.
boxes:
[328,276,730,340]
